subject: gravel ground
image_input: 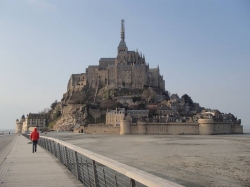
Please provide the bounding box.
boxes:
[43,130,250,187]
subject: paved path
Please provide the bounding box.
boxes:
[0,134,17,165]
[0,135,83,187]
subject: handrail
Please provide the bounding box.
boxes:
[41,136,184,187]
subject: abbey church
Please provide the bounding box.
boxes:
[67,20,165,92]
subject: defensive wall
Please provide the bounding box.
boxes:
[84,119,243,135]
[86,124,120,134]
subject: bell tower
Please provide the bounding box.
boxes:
[117,19,128,57]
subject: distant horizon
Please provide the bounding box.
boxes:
[0,129,15,131]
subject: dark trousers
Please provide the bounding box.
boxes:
[32,140,38,152]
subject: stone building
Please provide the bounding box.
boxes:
[66,19,165,92]
[21,113,47,132]
[116,96,133,106]
[156,105,172,116]
[106,108,126,127]
[126,110,149,123]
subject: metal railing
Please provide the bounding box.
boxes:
[24,134,184,187]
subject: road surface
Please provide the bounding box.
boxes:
[0,134,17,165]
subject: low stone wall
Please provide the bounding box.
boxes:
[231,124,243,134]
[213,122,231,134]
[130,123,138,134]
[168,123,199,135]
[85,122,243,135]
[198,119,243,135]
[134,123,199,135]
[84,124,120,134]
[73,126,84,133]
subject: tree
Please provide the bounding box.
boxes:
[51,100,58,109]
[137,103,146,110]
[162,91,170,101]
[116,102,123,108]
[89,109,102,124]
[141,88,156,102]
[132,96,141,103]
[181,94,193,105]
[39,108,51,114]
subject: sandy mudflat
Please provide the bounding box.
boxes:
[44,130,250,187]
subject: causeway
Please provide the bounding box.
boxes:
[0,135,83,187]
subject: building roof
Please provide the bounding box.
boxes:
[107,108,125,114]
[146,104,157,110]
[27,113,46,119]
[127,110,149,115]
[118,40,127,48]
[99,58,116,61]
[74,124,81,129]
[157,105,171,110]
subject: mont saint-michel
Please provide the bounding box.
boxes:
[15,20,243,135]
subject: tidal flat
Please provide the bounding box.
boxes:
[44,130,250,187]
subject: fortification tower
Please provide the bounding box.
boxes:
[120,119,130,135]
[15,115,25,133]
[198,118,214,135]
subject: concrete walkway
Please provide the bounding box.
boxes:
[0,135,83,187]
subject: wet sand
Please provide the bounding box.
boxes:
[44,130,250,187]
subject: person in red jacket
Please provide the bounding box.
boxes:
[30,128,40,153]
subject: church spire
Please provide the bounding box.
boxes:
[121,19,125,41]
[117,19,128,54]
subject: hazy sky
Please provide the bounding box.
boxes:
[0,0,249,130]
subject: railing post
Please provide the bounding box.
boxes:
[48,139,52,153]
[44,138,47,150]
[50,141,54,155]
[53,141,57,158]
[103,168,107,187]
[81,158,85,184]
[58,143,61,162]
[41,138,44,147]
[114,174,118,187]
[86,160,91,185]
[45,138,49,151]
[92,160,99,187]
[75,151,80,180]
[130,179,136,187]
[39,138,42,147]
[65,146,69,167]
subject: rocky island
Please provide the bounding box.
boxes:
[16,20,243,135]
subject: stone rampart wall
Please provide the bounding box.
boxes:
[167,123,199,135]
[213,122,231,134]
[84,122,243,135]
[84,124,120,134]
[130,123,138,134]
[141,123,199,135]
[230,124,243,134]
